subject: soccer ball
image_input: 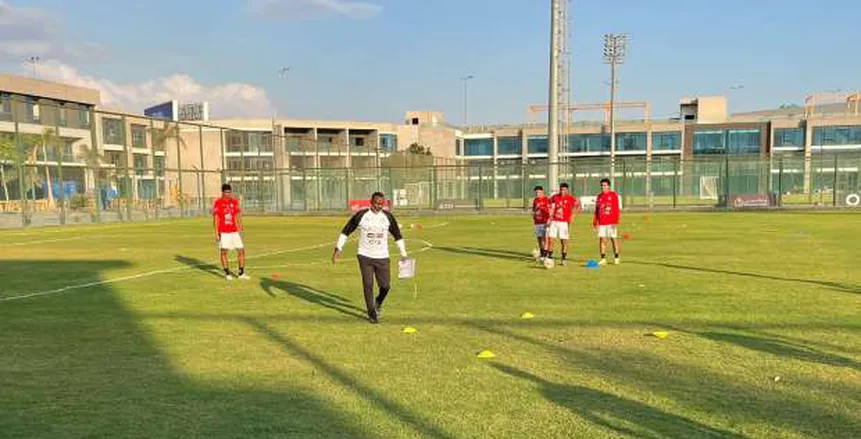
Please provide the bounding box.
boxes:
[531,248,541,259]
[543,258,555,269]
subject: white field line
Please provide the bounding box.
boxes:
[0,237,83,246]
[0,222,448,303]
[0,241,333,303]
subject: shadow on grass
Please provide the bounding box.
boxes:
[259,277,366,320]
[699,331,860,371]
[629,260,861,294]
[0,260,373,438]
[434,246,532,262]
[174,254,224,279]
[244,318,455,439]
[471,322,861,438]
[491,363,746,439]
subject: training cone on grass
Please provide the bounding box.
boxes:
[586,259,600,269]
[271,274,280,281]
[521,312,535,320]
[402,326,417,334]
[622,233,631,241]
[651,331,669,339]
[476,350,496,359]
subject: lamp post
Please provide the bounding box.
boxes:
[26,56,41,78]
[603,33,628,180]
[460,75,474,126]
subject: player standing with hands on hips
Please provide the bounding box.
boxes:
[213,183,249,280]
[593,178,621,265]
[332,192,408,324]
[546,183,580,266]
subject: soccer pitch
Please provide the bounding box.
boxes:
[1,212,859,438]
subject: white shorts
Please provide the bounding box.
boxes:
[547,221,570,240]
[598,225,618,239]
[533,224,547,238]
[219,232,244,250]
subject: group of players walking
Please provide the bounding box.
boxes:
[532,178,622,268]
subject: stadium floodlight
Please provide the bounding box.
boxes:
[547,0,561,191]
[603,33,628,180]
[26,56,41,79]
[460,75,474,126]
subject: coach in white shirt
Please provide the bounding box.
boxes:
[332,192,408,324]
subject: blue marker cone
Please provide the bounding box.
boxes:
[586,259,599,269]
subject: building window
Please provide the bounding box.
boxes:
[568,133,610,153]
[131,124,147,149]
[227,131,245,152]
[727,129,761,154]
[652,131,681,151]
[774,128,804,147]
[106,151,124,167]
[102,118,125,145]
[380,134,398,151]
[352,137,365,148]
[249,132,272,152]
[25,98,39,123]
[812,126,861,146]
[527,135,549,154]
[134,154,148,176]
[464,138,493,156]
[693,131,725,155]
[154,156,165,177]
[497,136,521,155]
[616,132,647,152]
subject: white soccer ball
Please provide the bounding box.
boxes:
[543,258,555,269]
[531,248,541,259]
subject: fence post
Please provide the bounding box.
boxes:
[478,165,484,211]
[778,157,784,207]
[176,122,185,218]
[672,157,678,209]
[302,168,308,211]
[430,165,437,210]
[832,154,839,207]
[89,109,101,224]
[199,125,206,212]
[724,155,730,207]
[345,168,351,210]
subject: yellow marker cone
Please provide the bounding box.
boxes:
[652,331,669,339]
[521,312,535,320]
[402,327,417,334]
[477,350,496,359]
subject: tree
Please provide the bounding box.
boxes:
[383,142,434,168]
[78,143,103,219]
[0,134,21,201]
[406,142,432,156]
[149,120,187,210]
[21,128,60,205]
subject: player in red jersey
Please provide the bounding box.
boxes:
[531,186,551,261]
[546,183,580,266]
[592,178,621,265]
[212,183,248,280]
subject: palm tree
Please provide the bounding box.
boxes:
[21,129,60,205]
[149,121,187,210]
[0,134,19,201]
[78,143,104,215]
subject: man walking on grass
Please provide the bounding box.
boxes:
[332,192,408,324]
[213,183,249,280]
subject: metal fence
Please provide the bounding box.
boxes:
[1,153,859,228]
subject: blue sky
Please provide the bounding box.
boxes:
[1,0,859,123]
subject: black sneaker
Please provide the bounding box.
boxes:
[368,312,379,324]
[375,298,384,317]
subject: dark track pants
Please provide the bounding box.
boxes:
[357,255,391,317]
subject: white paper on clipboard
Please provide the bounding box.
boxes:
[398,257,416,279]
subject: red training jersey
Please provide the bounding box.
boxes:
[532,196,550,225]
[594,191,620,226]
[213,198,242,233]
[550,194,579,222]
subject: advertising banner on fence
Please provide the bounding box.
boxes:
[349,199,391,212]
[728,194,775,209]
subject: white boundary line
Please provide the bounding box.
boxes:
[0,237,83,246]
[0,222,448,303]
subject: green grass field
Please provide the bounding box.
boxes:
[1,212,859,438]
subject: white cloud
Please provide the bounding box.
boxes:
[0,0,105,62]
[36,61,272,119]
[247,0,382,20]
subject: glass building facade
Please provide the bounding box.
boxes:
[812,125,861,146]
[464,138,493,156]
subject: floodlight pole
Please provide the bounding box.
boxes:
[547,0,560,191]
[27,56,41,79]
[604,34,627,182]
[460,75,474,126]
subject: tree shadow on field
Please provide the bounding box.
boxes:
[259,277,366,320]
[0,260,374,438]
[174,254,224,279]
[473,323,861,438]
[490,364,746,439]
[434,246,532,262]
[629,260,861,294]
[699,331,860,371]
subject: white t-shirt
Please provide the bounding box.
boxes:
[336,208,407,259]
